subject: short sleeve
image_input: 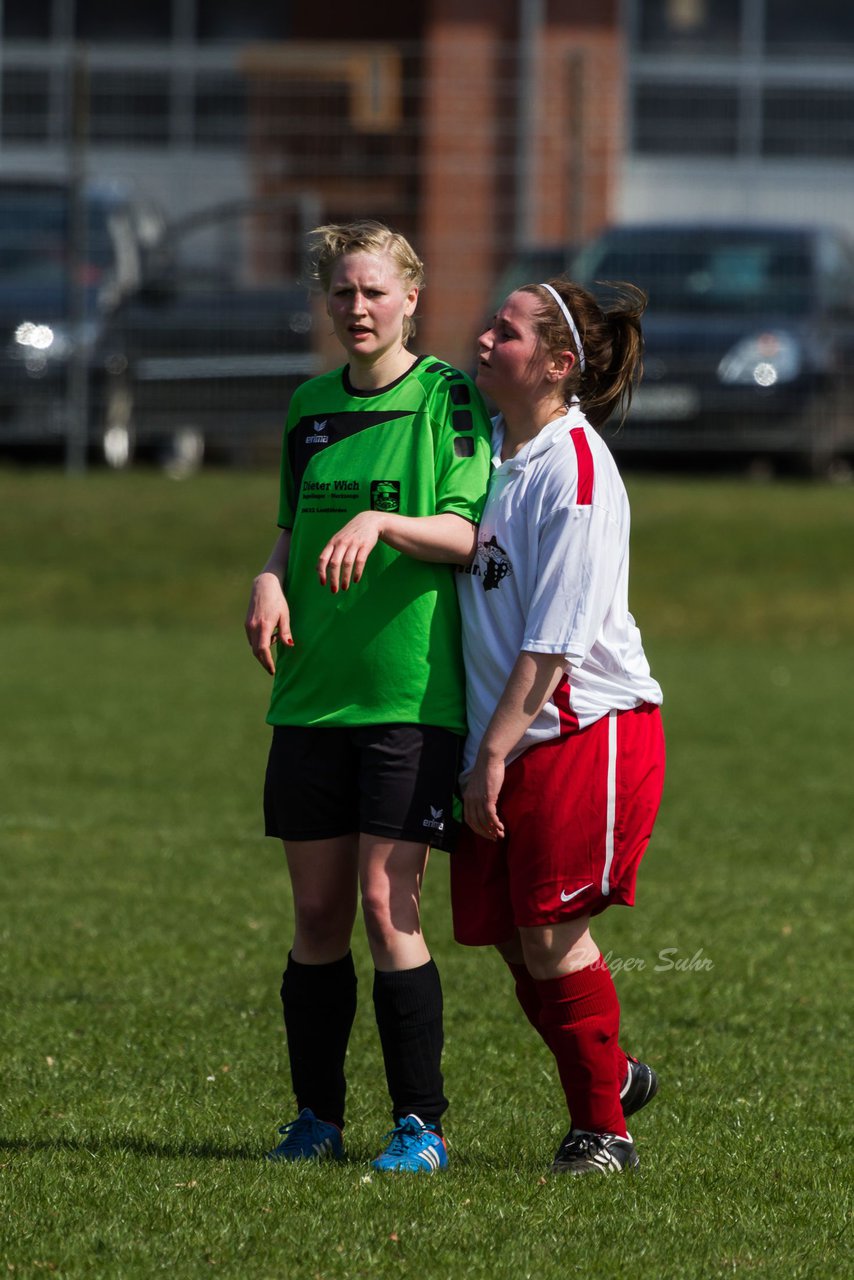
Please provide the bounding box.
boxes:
[428,371,492,523]
[522,502,623,664]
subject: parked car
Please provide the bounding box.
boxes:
[110,198,321,469]
[0,175,164,466]
[569,222,854,475]
[487,245,579,316]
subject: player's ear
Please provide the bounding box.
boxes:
[405,286,419,315]
[549,350,575,381]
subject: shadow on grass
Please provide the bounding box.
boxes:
[0,1134,547,1176]
[0,1133,259,1161]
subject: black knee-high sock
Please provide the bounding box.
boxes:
[280,951,357,1131]
[372,959,447,1134]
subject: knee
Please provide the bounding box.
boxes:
[360,888,395,949]
[294,893,353,952]
[520,928,599,981]
[520,932,557,979]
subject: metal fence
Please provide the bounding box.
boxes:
[1,29,854,473]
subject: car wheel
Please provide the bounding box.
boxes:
[160,425,205,477]
[801,388,852,479]
[100,375,135,469]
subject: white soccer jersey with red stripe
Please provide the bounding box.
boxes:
[457,402,662,775]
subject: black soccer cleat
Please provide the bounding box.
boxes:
[551,1129,640,1176]
[620,1056,659,1118]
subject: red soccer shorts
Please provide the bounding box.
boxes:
[451,703,665,945]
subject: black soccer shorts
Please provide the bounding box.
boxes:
[263,723,463,850]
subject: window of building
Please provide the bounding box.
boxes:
[196,0,291,42]
[634,82,740,155]
[763,88,854,158]
[75,0,172,42]
[1,68,51,141]
[88,71,171,144]
[2,0,52,39]
[194,75,248,146]
[637,0,742,53]
[764,0,854,54]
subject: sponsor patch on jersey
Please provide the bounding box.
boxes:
[371,480,400,512]
[477,534,513,591]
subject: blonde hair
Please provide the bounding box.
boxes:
[520,278,647,429]
[308,220,425,345]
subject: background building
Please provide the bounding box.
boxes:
[621,0,854,226]
[0,0,851,368]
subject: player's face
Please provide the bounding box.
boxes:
[476,290,555,406]
[326,251,418,367]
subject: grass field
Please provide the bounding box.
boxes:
[0,468,851,1279]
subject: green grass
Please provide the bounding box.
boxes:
[0,468,851,1278]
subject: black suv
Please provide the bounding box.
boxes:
[110,198,320,470]
[571,222,854,476]
[0,175,163,466]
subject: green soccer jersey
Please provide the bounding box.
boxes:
[266,356,492,731]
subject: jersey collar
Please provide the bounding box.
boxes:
[491,400,586,472]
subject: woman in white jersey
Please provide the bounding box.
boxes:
[245,221,491,1172]
[453,276,665,1176]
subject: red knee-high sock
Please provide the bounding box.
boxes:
[507,962,542,1034]
[536,960,627,1137]
[510,962,632,1092]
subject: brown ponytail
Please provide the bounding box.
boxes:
[520,279,647,429]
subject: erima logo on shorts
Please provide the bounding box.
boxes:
[422,805,444,831]
[371,480,400,512]
[306,420,329,443]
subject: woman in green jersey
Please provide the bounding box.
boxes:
[245,220,491,1172]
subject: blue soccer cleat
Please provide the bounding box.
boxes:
[265,1107,343,1162]
[371,1114,448,1173]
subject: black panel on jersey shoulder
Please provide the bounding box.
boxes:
[288,409,415,495]
[419,360,474,428]
[342,356,426,398]
[425,361,466,383]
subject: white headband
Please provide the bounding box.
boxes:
[539,282,586,372]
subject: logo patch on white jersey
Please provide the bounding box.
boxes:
[477,534,513,591]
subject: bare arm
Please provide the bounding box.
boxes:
[464,650,568,840]
[317,511,477,592]
[244,528,293,675]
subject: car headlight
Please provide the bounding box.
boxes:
[14,319,100,361]
[717,331,802,387]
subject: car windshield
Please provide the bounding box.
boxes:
[0,190,115,288]
[574,231,812,316]
[491,249,576,305]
